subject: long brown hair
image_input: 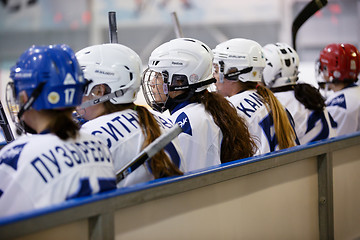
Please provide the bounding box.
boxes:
[45,108,79,140]
[241,82,297,150]
[104,101,183,178]
[271,83,325,111]
[191,90,256,163]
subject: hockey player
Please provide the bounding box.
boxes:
[262,42,336,144]
[318,43,360,136]
[0,44,116,217]
[75,43,183,188]
[212,38,298,155]
[142,38,256,172]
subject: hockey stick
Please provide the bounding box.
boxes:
[171,11,184,38]
[116,123,183,183]
[292,0,328,50]
[0,100,15,144]
[108,11,118,44]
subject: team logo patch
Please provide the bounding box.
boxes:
[63,73,76,85]
[327,94,346,109]
[252,71,257,77]
[176,112,192,136]
[0,143,27,170]
[189,74,199,83]
[48,92,60,104]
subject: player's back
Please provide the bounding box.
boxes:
[170,101,222,172]
[275,91,336,144]
[325,84,360,136]
[228,90,276,155]
[0,132,116,217]
[81,108,185,187]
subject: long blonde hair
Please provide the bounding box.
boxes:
[241,82,297,150]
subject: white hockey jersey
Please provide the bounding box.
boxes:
[169,101,222,172]
[274,91,336,144]
[0,131,116,217]
[81,108,185,188]
[325,84,360,136]
[228,90,298,155]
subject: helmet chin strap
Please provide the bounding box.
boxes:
[217,60,253,82]
[78,88,127,109]
[16,81,46,135]
[17,81,46,120]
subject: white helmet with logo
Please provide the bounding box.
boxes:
[76,43,142,104]
[262,42,300,88]
[141,38,215,112]
[212,38,266,83]
[148,38,213,91]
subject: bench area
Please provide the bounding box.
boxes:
[1,132,360,240]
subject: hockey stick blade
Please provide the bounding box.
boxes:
[0,100,14,143]
[116,123,183,183]
[292,0,328,50]
[108,11,118,44]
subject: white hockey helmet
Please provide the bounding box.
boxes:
[262,42,300,88]
[141,38,215,112]
[148,38,213,91]
[212,38,266,83]
[76,43,142,104]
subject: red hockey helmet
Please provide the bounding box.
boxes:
[319,43,360,83]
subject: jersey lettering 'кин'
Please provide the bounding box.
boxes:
[0,132,116,217]
[170,101,222,172]
[228,89,298,155]
[325,84,360,136]
[274,91,337,144]
[81,108,185,188]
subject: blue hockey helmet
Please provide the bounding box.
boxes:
[8,44,86,113]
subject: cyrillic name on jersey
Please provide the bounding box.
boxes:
[92,112,139,148]
[31,140,111,183]
[236,92,264,118]
[153,115,173,129]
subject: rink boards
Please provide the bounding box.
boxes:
[0,132,360,240]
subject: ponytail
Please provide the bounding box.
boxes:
[191,90,256,163]
[293,83,325,111]
[45,108,79,140]
[255,84,297,149]
[103,101,183,179]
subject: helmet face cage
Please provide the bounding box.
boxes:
[5,82,22,132]
[141,68,169,112]
[212,38,266,83]
[262,43,299,88]
[319,43,360,83]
